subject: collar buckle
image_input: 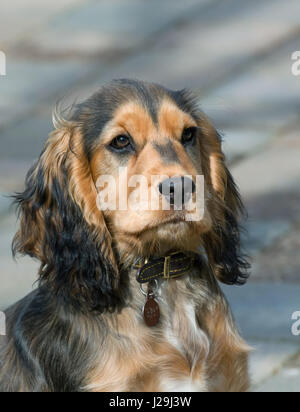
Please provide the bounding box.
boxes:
[163,255,171,279]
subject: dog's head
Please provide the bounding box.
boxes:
[13,79,249,312]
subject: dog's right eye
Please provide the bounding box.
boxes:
[110,135,131,151]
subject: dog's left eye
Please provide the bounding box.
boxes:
[181,127,197,145]
[110,135,131,151]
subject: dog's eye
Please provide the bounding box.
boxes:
[110,135,131,150]
[181,127,197,145]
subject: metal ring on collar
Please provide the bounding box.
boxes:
[139,279,159,296]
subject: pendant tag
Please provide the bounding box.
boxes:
[143,289,160,327]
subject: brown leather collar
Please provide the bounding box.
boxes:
[134,252,194,284]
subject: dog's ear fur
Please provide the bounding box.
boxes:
[13,115,123,313]
[199,116,250,285]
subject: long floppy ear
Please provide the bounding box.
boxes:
[199,115,250,285]
[13,114,123,312]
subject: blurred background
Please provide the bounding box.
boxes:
[0,0,300,392]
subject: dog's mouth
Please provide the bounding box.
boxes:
[110,206,203,238]
[133,211,190,235]
[157,214,187,226]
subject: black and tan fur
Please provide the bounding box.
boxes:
[0,79,250,392]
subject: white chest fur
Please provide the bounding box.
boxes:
[158,284,211,392]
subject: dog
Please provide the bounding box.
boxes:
[0,79,250,392]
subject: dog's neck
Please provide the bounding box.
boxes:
[114,237,201,271]
[134,252,196,284]
[114,241,202,296]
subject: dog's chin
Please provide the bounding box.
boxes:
[109,209,212,256]
[136,219,202,253]
[156,220,192,240]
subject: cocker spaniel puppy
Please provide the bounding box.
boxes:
[0,79,250,392]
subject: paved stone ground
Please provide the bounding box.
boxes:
[0,0,300,392]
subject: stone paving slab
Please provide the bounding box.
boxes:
[0,213,38,311]
[0,195,12,218]
[231,129,300,260]
[224,284,300,388]
[255,353,300,392]
[222,283,300,342]
[0,58,101,129]
[78,0,300,91]
[243,220,291,257]
[251,224,300,283]
[232,131,300,198]
[0,159,34,198]
[0,0,85,49]
[203,35,300,132]
[0,109,52,162]
[257,371,300,392]
[222,129,273,164]
[249,341,300,388]
[15,0,210,57]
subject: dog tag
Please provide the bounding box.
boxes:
[143,290,160,327]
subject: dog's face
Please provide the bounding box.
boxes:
[13,80,249,312]
[87,85,211,253]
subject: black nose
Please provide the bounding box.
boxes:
[158,177,195,207]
